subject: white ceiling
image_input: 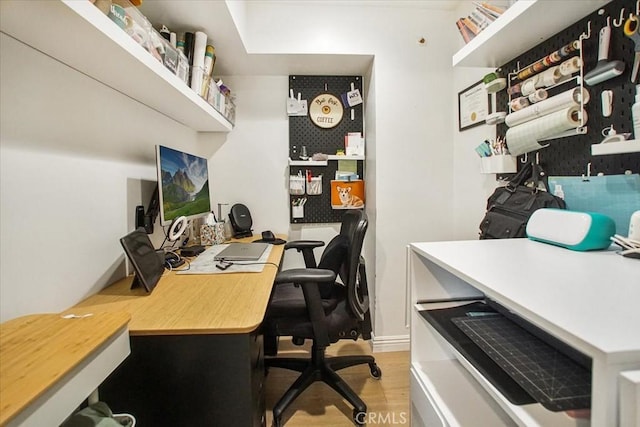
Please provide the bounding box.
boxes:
[139,0,461,75]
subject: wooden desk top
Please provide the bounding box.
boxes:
[66,240,285,336]
[0,312,130,426]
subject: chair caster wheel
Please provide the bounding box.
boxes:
[369,363,382,379]
[353,409,366,426]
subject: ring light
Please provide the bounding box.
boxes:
[168,216,188,241]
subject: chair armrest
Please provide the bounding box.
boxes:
[284,240,325,250]
[274,268,335,348]
[275,268,336,285]
[284,240,326,269]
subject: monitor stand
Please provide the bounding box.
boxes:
[130,274,142,290]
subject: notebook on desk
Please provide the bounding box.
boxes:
[214,243,268,261]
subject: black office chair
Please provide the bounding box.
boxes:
[263,210,381,426]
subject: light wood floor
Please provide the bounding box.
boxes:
[264,339,410,426]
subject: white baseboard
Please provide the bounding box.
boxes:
[371,333,410,352]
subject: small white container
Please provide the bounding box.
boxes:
[289,176,305,195]
[480,155,517,174]
[633,85,640,139]
[292,205,304,218]
[306,176,322,195]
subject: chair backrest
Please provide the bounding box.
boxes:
[338,210,370,321]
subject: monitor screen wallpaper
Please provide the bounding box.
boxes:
[156,145,211,225]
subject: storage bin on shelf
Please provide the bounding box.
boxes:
[93,0,189,84]
[205,78,236,124]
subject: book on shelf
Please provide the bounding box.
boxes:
[184,32,195,68]
[472,2,505,18]
[462,17,480,35]
[469,11,490,30]
[455,19,476,44]
[474,5,499,22]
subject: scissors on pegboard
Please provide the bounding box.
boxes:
[624,13,640,82]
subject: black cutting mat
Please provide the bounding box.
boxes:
[452,316,591,412]
[419,303,535,405]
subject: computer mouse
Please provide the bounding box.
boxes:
[261,231,276,242]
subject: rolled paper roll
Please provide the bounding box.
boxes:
[506,106,587,156]
[528,89,548,103]
[505,87,590,127]
[559,56,583,76]
[507,82,522,96]
[510,97,530,112]
[515,40,580,80]
[559,40,580,58]
[537,66,564,87]
[521,76,537,96]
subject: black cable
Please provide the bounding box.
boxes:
[173,258,191,271]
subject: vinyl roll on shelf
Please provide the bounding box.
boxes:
[506,106,587,156]
[505,87,589,127]
[190,31,208,94]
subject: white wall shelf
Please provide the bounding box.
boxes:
[289,159,328,166]
[328,155,364,161]
[591,139,640,156]
[0,0,232,133]
[453,0,611,68]
[289,155,364,166]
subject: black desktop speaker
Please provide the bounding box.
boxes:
[229,203,253,238]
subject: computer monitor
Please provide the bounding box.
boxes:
[156,145,211,226]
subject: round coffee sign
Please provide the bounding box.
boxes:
[309,93,343,128]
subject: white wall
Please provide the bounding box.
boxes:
[0,34,208,321]
[207,75,290,235]
[452,67,504,240]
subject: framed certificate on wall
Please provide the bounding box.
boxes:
[458,80,490,131]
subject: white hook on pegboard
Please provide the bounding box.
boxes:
[613,8,626,27]
[579,20,592,46]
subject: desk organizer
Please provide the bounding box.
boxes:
[306,176,322,195]
[289,175,305,195]
[480,155,517,174]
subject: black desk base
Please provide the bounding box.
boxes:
[100,333,265,426]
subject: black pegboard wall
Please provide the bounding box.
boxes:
[289,75,364,224]
[289,162,365,224]
[496,0,640,177]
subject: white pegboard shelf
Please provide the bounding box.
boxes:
[591,139,640,156]
[289,155,364,166]
[289,159,328,166]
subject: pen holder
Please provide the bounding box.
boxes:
[200,224,215,245]
[200,222,226,245]
[289,175,305,195]
[292,205,304,219]
[306,176,322,195]
[213,222,226,244]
